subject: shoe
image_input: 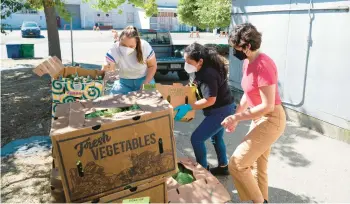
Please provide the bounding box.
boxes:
[209,165,230,176]
[264,199,268,203]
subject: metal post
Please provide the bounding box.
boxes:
[70,17,74,66]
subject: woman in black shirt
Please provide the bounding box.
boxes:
[174,43,235,175]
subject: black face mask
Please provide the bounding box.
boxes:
[233,48,247,60]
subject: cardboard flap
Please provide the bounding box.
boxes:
[51,90,172,135]
[33,56,64,78]
[69,102,86,128]
[167,157,231,203]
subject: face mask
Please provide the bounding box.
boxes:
[184,63,198,73]
[233,48,247,60]
[119,46,135,56]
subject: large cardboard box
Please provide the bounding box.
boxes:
[89,178,168,203]
[51,90,177,202]
[144,83,196,122]
[33,56,109,117]
[167,157,231,203]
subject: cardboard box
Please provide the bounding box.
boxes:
[51,90,177,202]
[144,83,196,122]
[50,167,66,203]
[167,157,231,203]
[33,56,109,117]
[88,178,168,203]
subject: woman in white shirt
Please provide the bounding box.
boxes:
[103,26,157,94]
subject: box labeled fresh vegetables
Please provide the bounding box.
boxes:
[33,56,109,117]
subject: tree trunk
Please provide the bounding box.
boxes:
[43,1,61,60]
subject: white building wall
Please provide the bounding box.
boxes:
[229,0,350,130]
[2,11,46,29]
[157,0,178,6]
[2,0,189,31]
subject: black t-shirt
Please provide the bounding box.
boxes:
[191,67,234,111]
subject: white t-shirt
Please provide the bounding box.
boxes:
[105,39,155,79]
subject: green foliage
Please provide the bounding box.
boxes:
[178,0,231,29]
[1,0,29,34]
[177,0,203,28]
[27,0,71,21]
[83,0,158,17]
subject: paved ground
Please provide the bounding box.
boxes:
[1,30,228,65]
[175,114,350,203]
[1,31,350,203]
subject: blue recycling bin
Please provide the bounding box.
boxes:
[6,44,22,58]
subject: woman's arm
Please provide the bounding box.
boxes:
[143,56,157,84]
[233,84,276,122]
[192,97,216,110]
[102,63,116,72]
[235,93,249,114]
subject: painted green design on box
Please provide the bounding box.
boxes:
[82,86,101,100]
[52,80,64,94]
[62,96,76,103]
[52,102,59,118]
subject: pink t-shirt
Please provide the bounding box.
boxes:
[241,53,282,107]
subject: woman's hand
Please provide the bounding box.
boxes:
[174,104,193,121]
[221,115,239,133]
[102,64,114,72]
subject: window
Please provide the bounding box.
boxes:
[20,9,38,14]
[127,12,134,23]
[23,22,38,27]
[140,32,170,44]
[140,33,157,44]
[157,33,170,44]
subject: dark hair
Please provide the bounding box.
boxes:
[229,23,262,51]
[119,26,143,64]
[184,43,228,79]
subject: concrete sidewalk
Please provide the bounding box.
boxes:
[174,111,350,203]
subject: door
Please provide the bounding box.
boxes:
[59,4,81,29]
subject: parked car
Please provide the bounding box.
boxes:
[139,29,188,80]
[21,21,41,38]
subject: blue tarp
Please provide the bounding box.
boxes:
[1,136,51,157]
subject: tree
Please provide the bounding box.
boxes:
[196,0,231,29]
[2,0,158,61]
[177,0,204,29]
[1,0,29,34]
[178,0,231,30]
[84,0,158,16]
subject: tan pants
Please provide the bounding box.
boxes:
[228,105,286,201]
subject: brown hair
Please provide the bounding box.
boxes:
[229,23,262,51]
[119,26,143,64]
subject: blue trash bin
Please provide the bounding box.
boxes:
[6,44,22,58]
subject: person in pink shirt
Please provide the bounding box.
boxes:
[222,23,286,203]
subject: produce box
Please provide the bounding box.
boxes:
[33,56,109,117]
[167,158,231,203]
[51,90,177,202]
[89,178,167,203]
[143,83,196,122]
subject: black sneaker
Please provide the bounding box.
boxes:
[209,165,230,176]
[264,199,268,203]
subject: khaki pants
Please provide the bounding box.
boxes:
[228,105,286,201]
